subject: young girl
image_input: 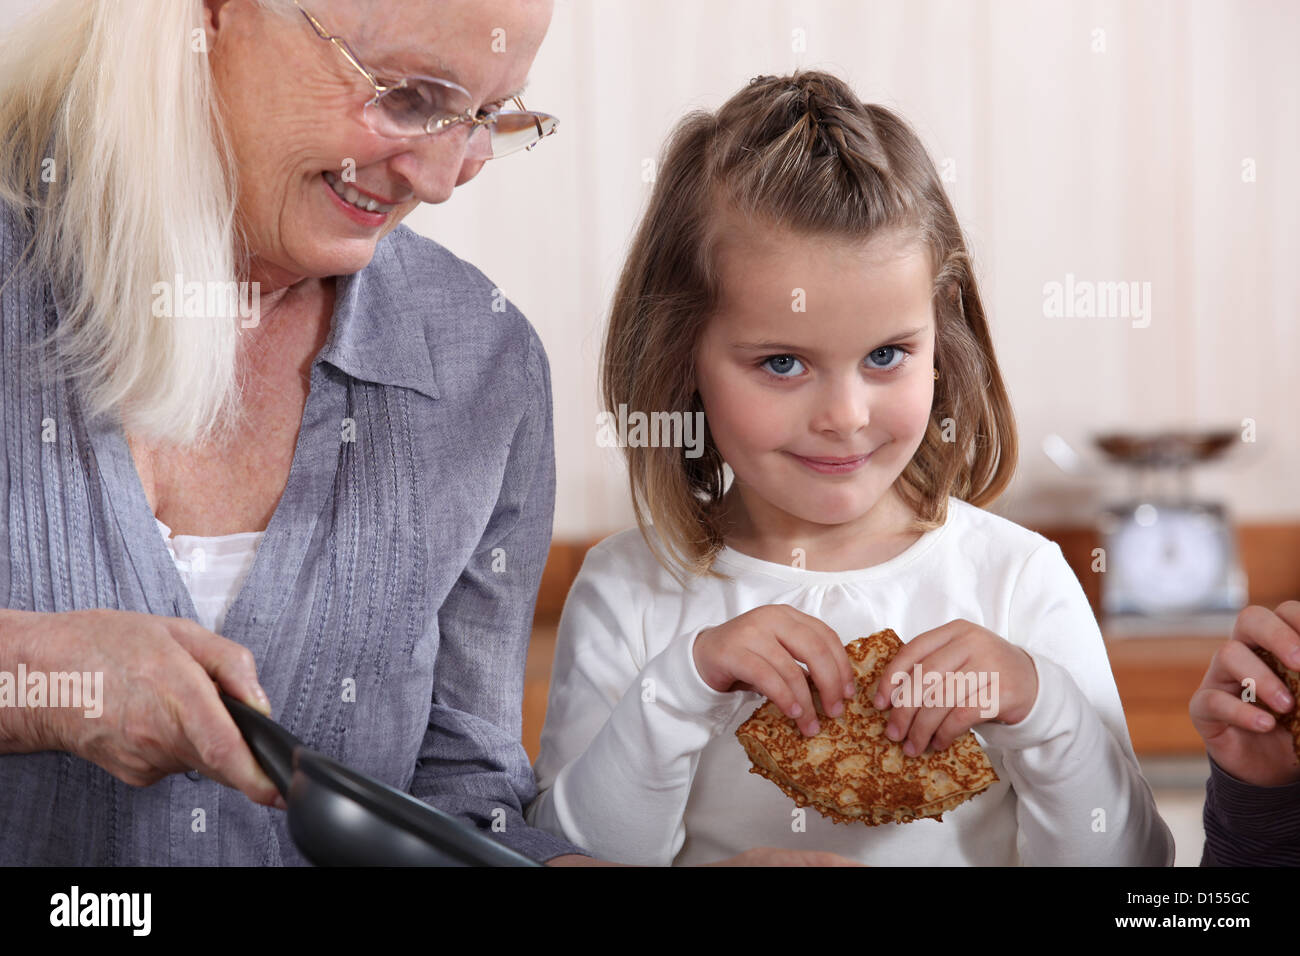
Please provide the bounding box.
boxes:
[526,71,1174,866]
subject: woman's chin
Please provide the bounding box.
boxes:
[290,236,384,280]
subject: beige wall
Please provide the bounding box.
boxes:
[420,0,1298,535]
[4,0,1296,535]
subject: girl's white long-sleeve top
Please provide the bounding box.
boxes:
[526,497,1175,866]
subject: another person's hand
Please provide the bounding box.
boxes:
[870,619,1039,756]
[1,608,283,807]
[692,605,856,737]
[1190,601,1300,787]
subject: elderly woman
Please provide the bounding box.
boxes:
[0,0,596,866]
[0,0,847,869]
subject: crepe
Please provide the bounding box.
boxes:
[735,628,998,825]
[1255,646,1300,762]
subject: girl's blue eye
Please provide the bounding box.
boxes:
[762,355,805,377]
[866,346,909,372]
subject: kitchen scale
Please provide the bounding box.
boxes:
[1092,430,1247,635]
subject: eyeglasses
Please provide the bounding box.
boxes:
[294,1,558,159]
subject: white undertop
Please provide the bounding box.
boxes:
[155,518,265,634]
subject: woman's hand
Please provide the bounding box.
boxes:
[692,605,856,737]
[1190,601,1300,787]
[869,620,1039,756]
[0,608,283,808]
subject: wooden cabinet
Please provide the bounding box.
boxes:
[1104,635,1223,754]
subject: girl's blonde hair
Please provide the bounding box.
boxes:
[602,71,1018,582]
[0,0,296,447]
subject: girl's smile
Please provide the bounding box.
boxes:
[694,222,938,562]
[786,450,875,474]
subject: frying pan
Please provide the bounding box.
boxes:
[220,692,541,867]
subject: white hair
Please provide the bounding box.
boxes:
[0,0,296,447]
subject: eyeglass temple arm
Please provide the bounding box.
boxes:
[296,2,397,97]
[511,96,548,151]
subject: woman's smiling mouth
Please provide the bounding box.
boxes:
[321,170,396,225]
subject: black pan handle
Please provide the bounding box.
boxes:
[221,692,303,797]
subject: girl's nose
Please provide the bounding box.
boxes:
[812,379,870,438]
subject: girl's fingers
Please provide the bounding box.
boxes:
[900,698,952,755]
[737,647,818,734]
[929,706,987,752]
[883,641,974,746]
[755,642,823,736]
[873,620,966,710]
[773,623,853,719]
[778,607,858,701]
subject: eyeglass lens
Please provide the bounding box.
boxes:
[363,79,556,157]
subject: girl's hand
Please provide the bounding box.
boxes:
[692,604,856,737]
[1189,601,1300,787]
[869,619,1039,756]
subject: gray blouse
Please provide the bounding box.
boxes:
[0,199,590,864]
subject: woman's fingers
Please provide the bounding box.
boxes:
[170,678,282,808]
[159,621,281,805]
[29,609,282,807]
[166,619,271,716]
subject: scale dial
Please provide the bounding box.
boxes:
[1109,506,1229,613]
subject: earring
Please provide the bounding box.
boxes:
[933,368,940,380]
